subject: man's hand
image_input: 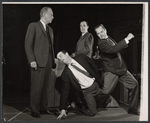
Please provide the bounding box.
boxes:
[70,102,76,109]
[71,53,76,57]
[126,33,135,41]
[57,109,67,120]
[30,61,37,70]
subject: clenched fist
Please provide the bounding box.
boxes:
[126,33,135,41]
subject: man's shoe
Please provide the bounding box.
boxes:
[40,110,53,115]
[31,112,41,118]
[53,111,60,116]
[73,107,84,115]
[66,106,74,114]
[128,110,140,115]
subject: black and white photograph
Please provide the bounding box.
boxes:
[2,2,148,121]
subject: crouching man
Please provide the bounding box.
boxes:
[56,50,111,120]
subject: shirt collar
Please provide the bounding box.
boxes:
[40,20,46,30]
[69,58,75,66]
[82,31,88,36]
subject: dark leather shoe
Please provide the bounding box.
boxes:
[73,107,84,115]
[66,106,74,114]
[40,110,53,115]
[128,110,140,115]
[53,111,60,116]
[31,112,41,118]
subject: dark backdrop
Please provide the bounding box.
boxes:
[2,4,142,97]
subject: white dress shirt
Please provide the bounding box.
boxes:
[68,59,95,89]
[81,31,88,36]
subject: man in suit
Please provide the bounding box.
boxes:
[25,7,56,118]
[94,24,139,115]
[56,50,111,120]
[70,21,94,109]
[71,21,94,58]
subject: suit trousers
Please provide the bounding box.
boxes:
[30,54,52,112]
[102,70,139,111]
[82,82,109,115]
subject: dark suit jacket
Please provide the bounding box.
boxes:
[98,36,128,75]
[25,21,55,67]
[60,54,103,110]
[75,32,94,58]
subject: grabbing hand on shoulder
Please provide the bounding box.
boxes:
[71,53,76,57]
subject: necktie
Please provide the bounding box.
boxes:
[46,25,52,46]
[71,63,92,78]
[46,25,55,60]
[106,37,122,67]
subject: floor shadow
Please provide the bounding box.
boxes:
[3,85,30,113]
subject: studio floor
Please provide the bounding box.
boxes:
[3,103,139,121]
[2,86,140,122]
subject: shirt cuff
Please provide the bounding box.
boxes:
[124,38,129,44]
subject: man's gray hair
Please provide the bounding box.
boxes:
[40,7,52,18]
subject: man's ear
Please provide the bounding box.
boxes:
[43,11,46,17]
[105,29,107,35]
[66,52,69,56]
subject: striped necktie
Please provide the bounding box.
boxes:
[71,63,92,78]
[106,37,122,67]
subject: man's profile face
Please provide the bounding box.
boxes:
[95,26,107,39]
[44,8,54,23]
[57,52,70,65]
[80,21,89,34]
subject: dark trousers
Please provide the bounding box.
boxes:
[103,70,139,111]
[81,82,109,116]
[30,54,52,112]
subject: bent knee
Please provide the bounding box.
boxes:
[88,110,97,116]
[102,89,111,94]
[89,112,96,116]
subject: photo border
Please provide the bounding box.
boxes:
[0,1,149,122]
